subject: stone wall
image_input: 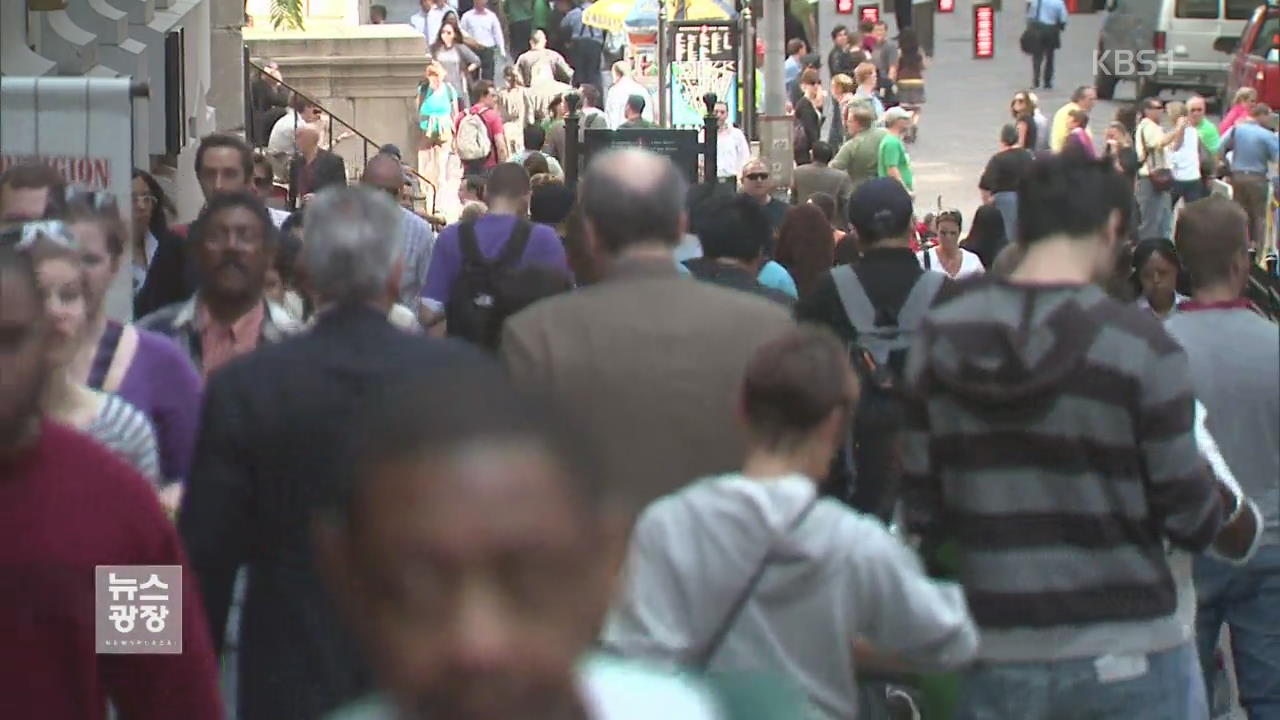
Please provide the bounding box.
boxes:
[244,24,428,176]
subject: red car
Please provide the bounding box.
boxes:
[1217,1,1280,107]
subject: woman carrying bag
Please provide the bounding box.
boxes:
[417,61,458,209]
[1021,0,1068,90]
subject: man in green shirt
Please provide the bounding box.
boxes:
[877,106,914,191]
[1188,95,1220,154]
[618,95,657,129]
[831,103,887,191]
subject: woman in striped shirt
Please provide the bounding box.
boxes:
[18,223,160,485]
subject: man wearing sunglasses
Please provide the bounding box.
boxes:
[1135,97,1183,241]
[740,159,788,238]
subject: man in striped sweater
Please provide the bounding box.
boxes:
[901,152,1231,718]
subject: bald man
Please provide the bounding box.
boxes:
[499,149,794,510]
[360,153,436,308]
[519,30,574,122]
[288,123,346,210]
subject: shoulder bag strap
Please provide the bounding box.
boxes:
[832,265,878,333]
[691,495,821,670]
[458,221,486,268]
[922,247,933,270]
[897,271,946,329]
[87,321,125,390]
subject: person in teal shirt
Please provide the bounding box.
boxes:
[877,107,914,191]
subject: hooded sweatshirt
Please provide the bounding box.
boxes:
[900,280,1224,663]
[602,474,978,720]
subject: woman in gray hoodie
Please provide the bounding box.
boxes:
[602,326,979,719]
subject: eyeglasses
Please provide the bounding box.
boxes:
[744,172,769,181]
[0,220,79,251]
[132,193,156,209]
[1147,103,1164,111]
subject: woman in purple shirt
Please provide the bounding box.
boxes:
[63,193,202,502]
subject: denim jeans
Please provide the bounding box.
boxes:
[1171,178,1206,209]
[1195,544,1280,720]
[1135,176,1174,241]
[955,642,1203,720]
[992,191,1018,243]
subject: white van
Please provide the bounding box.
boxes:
[1095,0,1264,100]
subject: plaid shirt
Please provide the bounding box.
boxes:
[399,207,436,309]
[138,295,303,376]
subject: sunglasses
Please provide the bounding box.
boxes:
[937,209,962,223]
[744,172,769,181]
[0,220,79,251]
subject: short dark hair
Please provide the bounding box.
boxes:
[799,68,821,87]
[523,123,546,151]
[530,180,574,226]
[626,94,646,115]
[522,151,551,178]
[288,92,314,114]
[580,150,687,252]
[252,153,273,176]
[463,174,487,201]
[810,141,834,164]
[191,190,275,248]
[485,162,531,200]
[1018,152,1132,245]
[369,3,386,18]
[579,84,601,109]
[806,192,837,224]
[470,79,495,105]
[742,325,857,451]
[0,162,66,218]
[195,133,254,181]
[1175,196,1249,289]
[1068,109,1089,128]
[786,38,806,56]
[64,194,126,257]
[831,24,848,40]
[695,193,771,263]
[337,366,606,524]
[999,123,1019,146]
[859,18,875,33]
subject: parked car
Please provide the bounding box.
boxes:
[1215,1,1280,108]
[1096,0,1264,100]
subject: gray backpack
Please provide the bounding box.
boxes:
[832,266,944,382]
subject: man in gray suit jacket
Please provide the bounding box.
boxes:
[501,149,795,511]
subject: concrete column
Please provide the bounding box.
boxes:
[758,0,793,188]
[1,0,58,75]
[208,0,245,133]
[37,10,100,74]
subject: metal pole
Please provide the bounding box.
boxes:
[657,0,668,127]
[761,0,784,118]
[703,92,718,182]
[565,92,582,186]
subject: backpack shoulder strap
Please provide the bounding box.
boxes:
[831,265,877,333]
[896,271,946,329]
[494,218,533,268]
[458,221,485,267]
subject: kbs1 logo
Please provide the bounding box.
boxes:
[1094,49,1172,77]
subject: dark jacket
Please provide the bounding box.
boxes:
[794,96,822,165]
[178,305,490,720]
[288,150,347,210]
[134,228,197,318]
[683,258,796,307]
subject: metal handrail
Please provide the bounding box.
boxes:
[247,59,440,218]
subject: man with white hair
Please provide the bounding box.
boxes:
[605,61,653,129]
[180,185,488,720]
[288,122,347,210]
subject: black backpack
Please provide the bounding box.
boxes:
[446,218,534,350]
[830,266,944,520]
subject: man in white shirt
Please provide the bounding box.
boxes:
[604,61,653,129]
[408,0,454,48]
[460,0,504,80]
[713,101,750,182]
[267,96,320,181]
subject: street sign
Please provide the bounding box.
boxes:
[859,3,880,23]
[973,3,994,58]
[837,0,855,13]
[938,0,955,12]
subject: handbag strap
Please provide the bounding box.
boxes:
[691,495,821,669]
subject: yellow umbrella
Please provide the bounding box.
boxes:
[583,0,733,34]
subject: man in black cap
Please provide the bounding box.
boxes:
[795,177,948,520]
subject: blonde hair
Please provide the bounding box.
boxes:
[831,74,856,95]
[1167,100,1187,120]
[853,62,877,85]
[1233,86,1257,105]
[424,61,446,79]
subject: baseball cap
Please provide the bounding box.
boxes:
[846,177,914,244]
[883,106,912,124]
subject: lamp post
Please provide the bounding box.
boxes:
[703,92,719,183]
[565,92,582,186]
[657,0,669,126]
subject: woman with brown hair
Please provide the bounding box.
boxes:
[776,203,836,300]
[1010,90,1039,150]
[416,61,457,209]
